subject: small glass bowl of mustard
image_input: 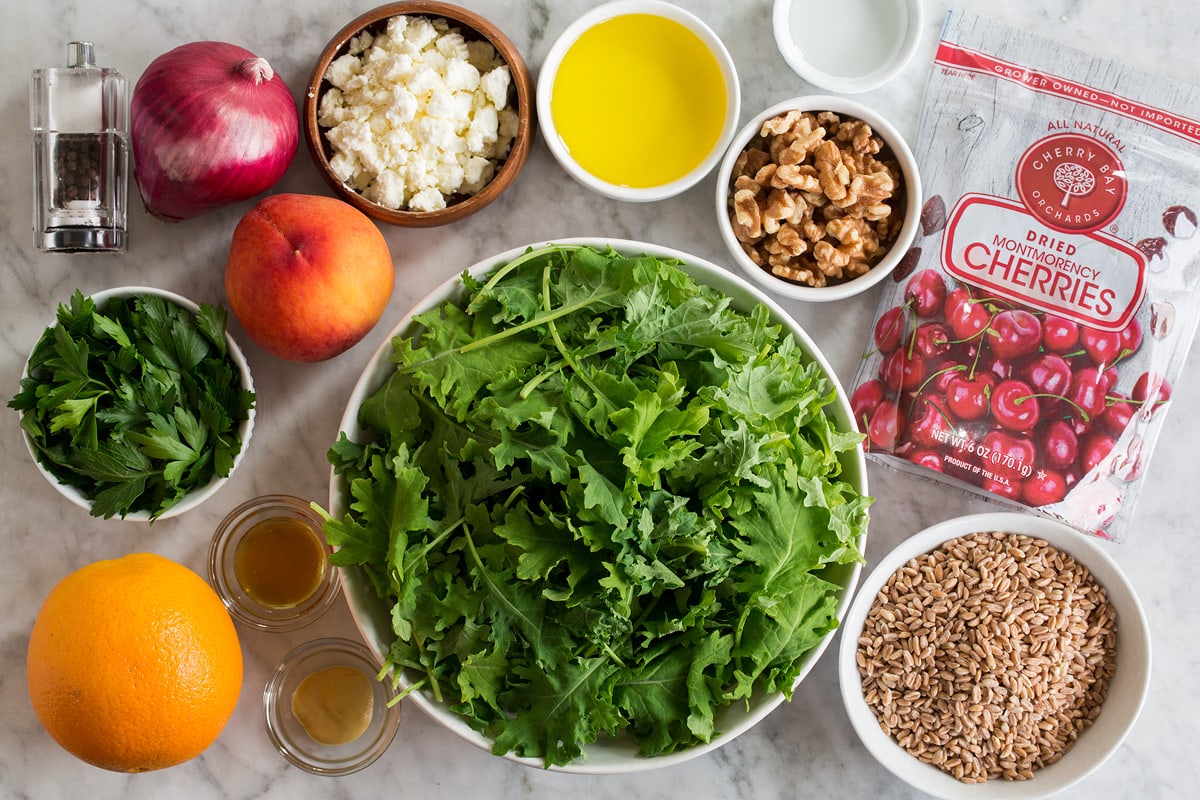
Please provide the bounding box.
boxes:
[208,494,341,632]
[264,637,402,775]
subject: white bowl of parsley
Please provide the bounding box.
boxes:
[11,286,256,521]
[323,239,870,772]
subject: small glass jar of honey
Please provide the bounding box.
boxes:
[208,494,340,631]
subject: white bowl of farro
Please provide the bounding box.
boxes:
[838,512,1150,799]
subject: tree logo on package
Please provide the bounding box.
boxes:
[1014,133,1128,234]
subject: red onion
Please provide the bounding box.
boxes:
[131,41,298,222]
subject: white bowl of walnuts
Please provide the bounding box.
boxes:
[714,95,922,302]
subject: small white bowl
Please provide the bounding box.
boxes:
[838,512,1151,800]
[772,0,923,94]
[715,95,922,302]
[17,286,255,521]
[536,0,741,202]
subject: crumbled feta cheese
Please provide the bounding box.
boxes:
[324,54,361,91]
[346,31,374,56]
[426,88,472,123]
[479,67,510,112]
[436,31,469,61]
[498,107,519,143]
[409,187,447,212]
[466,105,498,153]
[460,155,495,195]
[387,86,419,124]
[363,168,409,209]
[319,13,518,211]
[317,87,346,127]
[403,17,438,50]
[433,159,466,195]
[443,58,481,93]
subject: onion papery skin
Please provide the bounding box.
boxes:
[132,41,299,222]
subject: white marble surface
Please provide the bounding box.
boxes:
[1,1,1197,798]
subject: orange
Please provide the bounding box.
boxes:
[26,552,244,772]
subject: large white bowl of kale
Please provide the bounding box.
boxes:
[323,240,870,772]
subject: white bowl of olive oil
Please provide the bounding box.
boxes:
[536,0,740,202]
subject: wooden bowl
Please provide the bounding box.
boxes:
[303,1,534,227]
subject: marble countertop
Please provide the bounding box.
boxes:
[2,1,1197,798]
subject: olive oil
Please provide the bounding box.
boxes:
[233,516,326,609]
[550,13,727,188]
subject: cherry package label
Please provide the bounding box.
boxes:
[852,10,1200,541]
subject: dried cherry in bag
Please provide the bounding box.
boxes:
[852,11,1200,541]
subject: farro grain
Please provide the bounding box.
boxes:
[857,531,1117,784]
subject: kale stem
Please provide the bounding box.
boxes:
[540,262,613,413]
[519,360,564,399]
[457,291,618,354]
[476,244,579,297]
[404,638,442,703]
[406,515,465,578]
[599,641,626,669]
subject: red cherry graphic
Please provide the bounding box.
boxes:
[1023,468,1067,506]
[982,356,1016,383]
[913,322,954,361]
[850,379,885,433]
[943,286,971,318]
[1041,314,1079,353]
[1019,353,1072,397]
[1098,392,1135,437]
[909,394,957,448]
[1070,413,1093,438]
[873,306,905,354]
[987,309,1042,361]
[945,372,995,421]
[1037,419,1079,470]
[946,291,991,341]
[904,269,947,317]
[930,360,965,393]
[982,429,1035,480]
[1080,326,1122,367]
[991,379,1040,432]
[1119,318,1143,356]
[908,448,945,472]
[868,400,902,451]
[1132,371,1171,417]
[880,347,926,392]
[1067,366,1110,422]
[1063,465,1083,489]
[983,476,1023,500]
[1080,431,1117,473]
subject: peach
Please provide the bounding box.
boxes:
[224,194,394,362]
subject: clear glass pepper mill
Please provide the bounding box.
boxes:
[31,41,129,252]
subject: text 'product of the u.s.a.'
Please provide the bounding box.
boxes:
[852,10,1200,542]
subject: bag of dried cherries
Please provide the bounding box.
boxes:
[852,11,1200,541]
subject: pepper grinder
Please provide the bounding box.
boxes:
[31,41,129,252]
